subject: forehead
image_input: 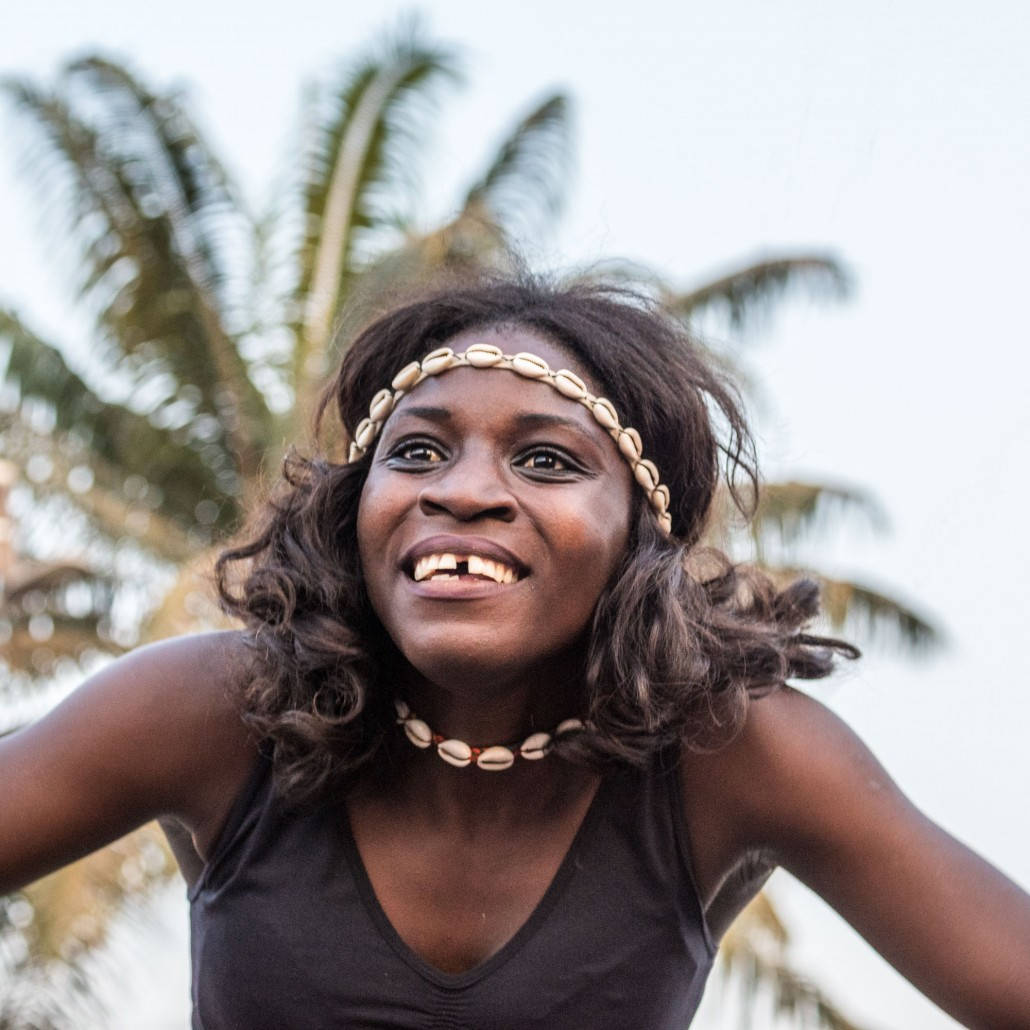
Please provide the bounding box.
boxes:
[444,325,603,392]
[386,325,608,430]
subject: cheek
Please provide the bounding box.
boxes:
[355,476,394,610]
[355,486,375,578]
[544,488,631,601]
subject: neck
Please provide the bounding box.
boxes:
[373,655,592,823]
[388,643,586,745]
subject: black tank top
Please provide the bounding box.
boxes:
[188,751,715,1029]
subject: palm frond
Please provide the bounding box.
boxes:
[774,566,942,653]
[1,308,233,529]
[62,57,241,306]
[2,68,272,481]
[754,480,888,549]
[460,91,571,245]
[292,29,459,419]
[665,254,850,329]
[715,894,872,1030]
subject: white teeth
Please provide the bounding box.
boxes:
[413,554,443,581]
[412,551,519,584]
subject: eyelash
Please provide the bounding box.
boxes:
[514,447,576,473]
[388,438,445,464]
[385,439,582,475]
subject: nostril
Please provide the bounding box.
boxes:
[418,487,517,523]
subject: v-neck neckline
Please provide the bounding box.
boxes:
[341,774,610,989]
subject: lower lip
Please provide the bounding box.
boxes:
[405,574,525,600]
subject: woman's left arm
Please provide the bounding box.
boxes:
[706,687,1030,1029]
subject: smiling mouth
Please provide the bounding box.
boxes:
[411,552,522,585]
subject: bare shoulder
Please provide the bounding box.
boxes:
[679,687,908,932]
[76,629,261,834]
[49,628,256,768]
[0,629,259,892]
[683,687,905,862]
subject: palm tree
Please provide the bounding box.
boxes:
[0,26,932,1029]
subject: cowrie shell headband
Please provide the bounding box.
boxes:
[345,343,673,536]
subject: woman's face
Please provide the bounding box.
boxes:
[356,325,634,695]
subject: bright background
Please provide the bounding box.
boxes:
[2,1,1028,1026]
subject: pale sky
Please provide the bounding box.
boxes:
[2,1,1028,1026]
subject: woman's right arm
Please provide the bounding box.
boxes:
[0,630,257,894]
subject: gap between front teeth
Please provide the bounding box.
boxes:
[412,553,517,584]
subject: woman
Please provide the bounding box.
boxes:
[2,277,1029,1028]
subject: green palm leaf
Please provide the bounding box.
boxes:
[2,69,271,481]
[62,57,240,302]
[460,91,571,245]
[665,254,851,329]
[753,480,888,549]
[773,566,941,652]
[321,92,573,347]
[1,309,229,530]
[292,29,459,420]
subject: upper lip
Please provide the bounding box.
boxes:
[401,535,529,577]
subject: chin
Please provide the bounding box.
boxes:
[391,623,588,699]
[398,636,526,693]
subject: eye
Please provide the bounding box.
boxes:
[514,447,580,474]
[386,438,446,465]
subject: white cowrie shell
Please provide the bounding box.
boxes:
[512,351,550,378]
[393,699,411,720]
[464,343,504,367]
[477,745,516,771]
[591,398,619,430]
[437,738,473,767]
[404,719,433,748]
[369,388,395,422]
[420,347,455,375]
[634,459,659,492]
[520,732,552,759]
[552,369,587,399]
[651,484,670,513]
[617,427,643,462]
[354,418,379,450]
[391,361,422,391]
[347,442,364,464]
[555,718,585,737]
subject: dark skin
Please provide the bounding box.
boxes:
[2,325,1030,1026]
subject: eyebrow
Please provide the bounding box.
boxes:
[390,406,602,444]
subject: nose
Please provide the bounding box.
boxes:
[417,448,517,524]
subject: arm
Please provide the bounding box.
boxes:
[682,687,1030,1030]
[0,631,256,895]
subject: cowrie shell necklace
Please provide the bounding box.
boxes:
[394,699,586,770]
[346,344,673,536]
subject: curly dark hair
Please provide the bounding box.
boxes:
[216,273,857,804]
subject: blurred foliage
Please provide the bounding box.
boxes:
[713,894,872,1030]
